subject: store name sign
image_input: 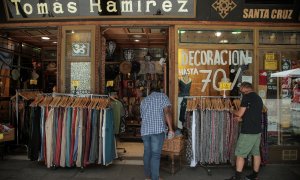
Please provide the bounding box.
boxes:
[243,8,294,20]
[4,0,196,20]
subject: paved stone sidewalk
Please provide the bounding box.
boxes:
[0,158,300,180]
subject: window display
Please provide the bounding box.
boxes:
[259,49,300,146]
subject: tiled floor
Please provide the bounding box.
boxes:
[115,141,144,165]
[116,141,144,158]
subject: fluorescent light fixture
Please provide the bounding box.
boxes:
[41,36,50,40]
[215,32,222,37]
[220,39,229,43]
[232,31,242,35]
[196,31,203,34]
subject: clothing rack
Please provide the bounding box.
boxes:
[184,95,241,99]
[184,95,266,176]
[183,96,241,176]
[14,89,41,145]
[27,94,117,170]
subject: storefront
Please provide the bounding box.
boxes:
[0,0,300,164]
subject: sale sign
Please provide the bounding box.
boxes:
[178,48,253,96]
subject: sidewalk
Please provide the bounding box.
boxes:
[0,156,300,180]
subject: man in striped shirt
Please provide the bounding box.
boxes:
[140,88,174,180]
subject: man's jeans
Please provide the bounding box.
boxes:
[142,132,165,180]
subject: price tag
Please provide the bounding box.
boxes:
[0,133,3,140]
[219,82,231,90]
[30,79,37,85]
[265,53,275,60]
[106,80,114,87]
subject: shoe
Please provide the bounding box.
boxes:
[224,176,241,180]
[245,174,258,180]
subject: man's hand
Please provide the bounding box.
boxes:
[233,116,242,122]
[167,130,175,139]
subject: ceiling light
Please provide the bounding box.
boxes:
[41,36,50,40]
[179,30,186,34]
[215,32,222,37]
[132,34,142,38]
[134,39,140,42]
[232,31,241,35]
[71,30,75,34]
[196,31,202,34]
[220,39,228,43]
[53,41,57,44]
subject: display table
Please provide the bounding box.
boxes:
[160,149,184,175]
[0,128,15,143]
[0,128,15,160]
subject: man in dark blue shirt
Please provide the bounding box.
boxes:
[226,82,263,180]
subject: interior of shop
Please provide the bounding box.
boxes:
[0,26,169,161]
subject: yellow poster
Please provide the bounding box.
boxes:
[264,53,277,70]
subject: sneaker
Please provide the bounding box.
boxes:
[224,176,241,180]
[245,174,258,180]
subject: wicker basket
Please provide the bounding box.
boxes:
[162,136,185,153]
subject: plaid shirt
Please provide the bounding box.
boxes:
[140,92,171,136]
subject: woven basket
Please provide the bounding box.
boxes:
[162,136,185,153]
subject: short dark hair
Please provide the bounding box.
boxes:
[150,87,161,93]
[240,82,253,89]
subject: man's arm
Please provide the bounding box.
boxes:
[163,106,174,132]
[232,107,246,122]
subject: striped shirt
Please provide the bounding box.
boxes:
[140,92,171,136]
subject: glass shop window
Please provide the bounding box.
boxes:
[177,28,254,129]
[64,30,92,94]
[258,49,300,146]
[259,30,300,45]
[179,29,253,44]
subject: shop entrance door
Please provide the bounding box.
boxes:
[100,26,169,159]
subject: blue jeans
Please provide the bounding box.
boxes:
[142,132,165,180]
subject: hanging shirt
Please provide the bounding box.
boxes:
[111,99,124,134]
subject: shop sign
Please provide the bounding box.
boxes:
[178,49,252,94]
[243,8,293,20]
[3,0,196,21]
[264,53,277,70]
[205,0,299,23]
